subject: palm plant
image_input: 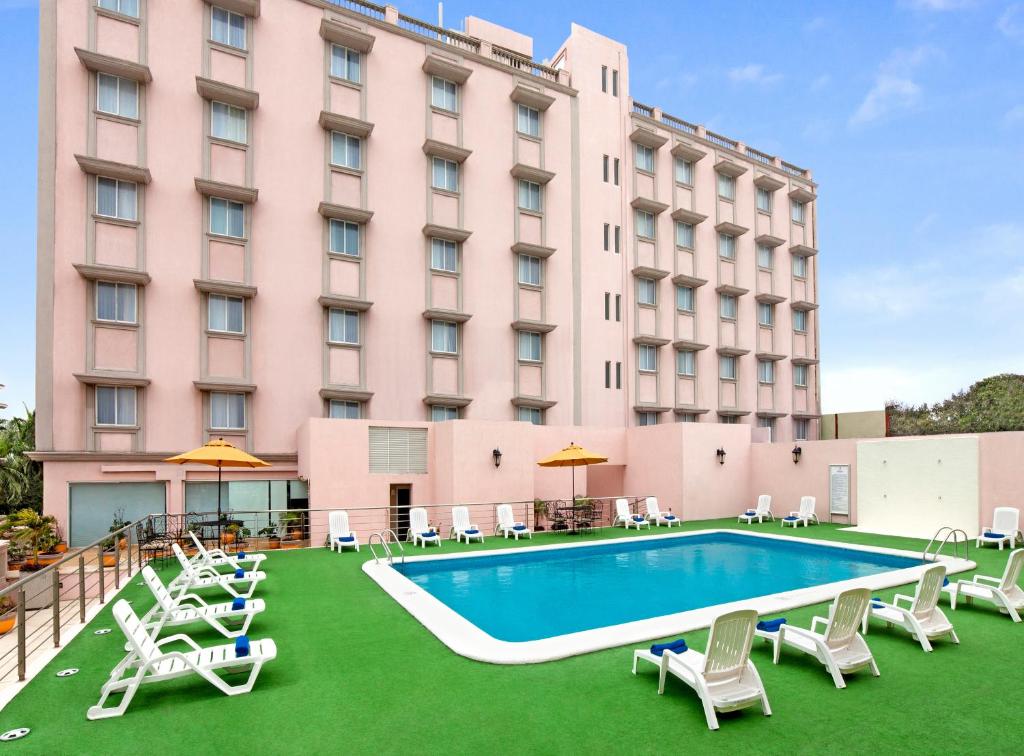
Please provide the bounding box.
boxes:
[3,508,58,568]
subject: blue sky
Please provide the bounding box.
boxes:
[1,0,1022,418]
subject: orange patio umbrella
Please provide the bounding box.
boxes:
[536,442,608,503]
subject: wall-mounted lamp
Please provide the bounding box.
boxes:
[792,446,803,464]
[716,448,726,465]
[492,448,503,468]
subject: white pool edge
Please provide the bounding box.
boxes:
[361,528,976,665]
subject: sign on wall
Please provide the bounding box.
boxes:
[829,464,851,521]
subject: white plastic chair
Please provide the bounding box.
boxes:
[781,496,818,528]
[495,504,532,540]
[406,507,440,548]
[450,506,484,544]
[977,507,1022,550]
[645,497,680,527]
[865,563,959,651]
[187,531,266,570]
[945,548,1024,622]
[87,600,277,720]
[632,609,771,730]
[169,543,266,599]
[328,510,360,552]
[614,498,650,530]
[138,565,265,639]
[738,495,773,524]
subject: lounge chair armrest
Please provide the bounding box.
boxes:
[974,575,1001,585]
[788,511,801,517]
[892,594,914,608]
[155,633,202,651]
[174,592,210,608]
[810,616,829,633]
[780,624,818,641]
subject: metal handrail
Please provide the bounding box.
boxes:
[367,532,392,564]
[923,526,969,562]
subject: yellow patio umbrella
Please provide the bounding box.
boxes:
[536,442,608,503]
[165,438,270,546]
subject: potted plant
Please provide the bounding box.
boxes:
[258,526,280,550]
[279,511,302,543]
[533,499,548,532]
[100,509,129,567]
[3,509,60,609]
[0,596,15,635]
[222,523,238,546]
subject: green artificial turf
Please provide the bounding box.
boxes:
[0,519,1020,755]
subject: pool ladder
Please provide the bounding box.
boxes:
[923,526,969,562]
[368,529,406,566]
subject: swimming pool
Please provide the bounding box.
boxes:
[363,529,974,664]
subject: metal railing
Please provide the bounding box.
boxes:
[323,0,386,20]
[745,147,773,165]
[397,14,481,53]
[704,130,739,151]
[923,527,969,562]
[660,112,697,135]
[490,44,559,82]
[781,161,806,177]
[632,101,655,118]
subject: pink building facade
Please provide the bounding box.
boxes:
[35,0,820,543]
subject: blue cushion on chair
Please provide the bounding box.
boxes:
[234,568,245,579]
[943,577,950,587]
[235,635,250,658]
[513,524,527,531]
[338,535,356,542]
[784,516,799,521]
[984,531,1005,539]
[664,514,677,520]
[465,529,480,535]
[756,618,786,632]
[744,510,757,516]
[231,597,245,611]
[632,515,645,522]
[422,531,436,538]
[650,639,688,656]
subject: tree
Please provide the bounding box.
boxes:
[0,408,43,513]
[886,374,1024,436]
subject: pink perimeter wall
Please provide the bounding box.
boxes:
[978,432,1024,532]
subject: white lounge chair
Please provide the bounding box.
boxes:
[865,564,959,652]
[188,531,266,571]
[760,588,877,688]
[169,543,266,599]
[450,505,485,544]
[977,507,1022,550]
[738,495,773,524]
[614,498,650,530]
[781,496,818,528]
[632,609,771,730]
[645,497,680,528]
[87,599,277,720]
[406,507,440,548]
[138,565,265,639]
[328,510,360,552]
[495,504,532,540]
[945,548,1024,622]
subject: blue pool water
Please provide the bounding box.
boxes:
[395,532,921,642]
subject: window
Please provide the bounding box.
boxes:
[517,104,539,137]
[719,355,737,380]
[211,6,246,49]
[758,302,774,327]
[794,418,809,441]
[329,400,361,419]
[638,278,657,306]
[615,294,621,321]
[96,282,136,324]
[635,143,654,173]
[604,360,611,388]
[718,233,736,260]
[331,132,361,170]
[615,361,622,388]
[758,360,775,384]
[756,188,773,213]
[518,180,541,212]
[604,292,610,320]
[602,155,609,182]
[612,69,619,96]
[635,210,655,240]
[717,173,735,200]
[613,158,620,185]
[793,309,808,332]
[721,414,739,424]
[518,254,541,286]
[431,157,459,192]
[793,254,807,278]
[678,413,698,423]
[328,309,359,345]
[431,76,457,112]
[792,200,806,223]
[719,294,737,319]
[675,221,694,248]
[794,364,808,388]
[674,158,693,185]
[431,405,458,422]
[369,427,428,473]
[208,294,244,334]
[98,0,139,17]
[96,73,138,119]
[758,417,776,441]
[637,411,658,426]
[614,225,621,253]
[757,244,774,269]
[431,238,457,273]
[209,197,244,238]
[518,406,543,425]
[211,101,246,143]
[638,344,658,372]
[518,331,542,362]
[601,65,607,92]
[431,320,457,354]
[603,223,610,250]
[675,285,694,312]
[676,350,695,377]
[330,45,360,83]
[330,220,360,257]
[96,385,136,426]
[96,178,137,221]
[210,392,245,430]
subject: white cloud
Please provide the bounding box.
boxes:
[810,73,831,92]
[849,46,939,126]
[727,64,783,87]
[1002,104,1024,126]
[997,3,1024,41]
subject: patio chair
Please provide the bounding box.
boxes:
[87,599,277,720]
[944,548,1024,622]
[645,497,680,528]
[407,507,440,548]
[614,498,650,530]
[450,506,485,544]
[738,495,773,524]
[865,563,959,652]
[138,565,265,639]
[169,543,266,599]
[495,504,532,540]
[328,510,360,552]
[187,532,266,571]
[781,496,818,528]
[759,587,878,689]
[976,507,1022,550]
[135,520,174,566]
[632,609,771,730]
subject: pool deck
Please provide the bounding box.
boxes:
[0,518,1019,755]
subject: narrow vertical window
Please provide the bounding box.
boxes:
[601,65,608,92]
[211,6,246,49]
[611,69,619,96]
[603,223,610,250]
[605,361,611,388]
[615,361,622,388]
[614,226,621,254]
[604,292,610,320]
[602,155,609,182]
[613,158,620,185]
[615,294,621,322]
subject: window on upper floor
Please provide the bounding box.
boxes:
[431,157,458,192]
[635,143,654,173]
[518,406,543,425]
[431,76,457,112]
[676,285,694,312]
[329,220,360,257]
[210,391,245,430]
[757,244,774,269]
[96,282,136,324]
[518,331,542,362]
[431,405,459,422]
[794,418,809,440]
[676,350,696,377]
[212,6,246,49]
[678,413,698,423]
[719,294,737,320]
[674,158,693,185]
[604,360,611,388]
[97,73,138,119]
[613,158,620,185]
[330,44,361,83]
[517,104,540,137]
[717,173,736,200]
[758,360,775,384]
[328,308,360,345]
[758,416,775,441]
[431,320,458,354]
[431,238,457,273]
[612,69,619,96]
[720,414,739,424]
[518,180,541,212]
[718,233,736,260]
[603,223,610,251]
[208,294,244,334]
[638,411,659,426]
[793,309,808,332]
[96,385,136,426]
[615,361,622,388]
[518,254,541,286]
[601,65,608,92]
[211,101,246,143]
[614,225,621,253]
[756,188,773,213]
[635,210,655,240]
[329,400,361,419]
[602,155,609,182]
[719,355,737,380]
[758,302,774,327]
[98,0,138,19]
[96,177,137,221]
[792,254,807,279]
[675,221,694,249]
[615,294,621,321]
[638,344,658,372]
[209,197,244,238]
[331,132,361,170]
[794,364,808,388]
[638,277,657,306]
[792,200,807,224]
[604,292,610,320]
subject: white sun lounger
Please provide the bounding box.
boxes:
[328,510,360,552]
[976,507,1022,550]
[495,504,532,540]
[632,609,771,730]
[781,496,818,528]
[738,495,773,524]
[138,565,265,640]
[759,587,878,689]
[645,497,680,528]
[407,507,441,548]
[450,506,485,544]
[944,548,1024,622]
[865,563,959,652]
[614,498,650,530]
[169,543,266,599]
[188,531,266,570]
[87,599,277,720]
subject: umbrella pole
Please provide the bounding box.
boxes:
[217,463,223,549]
